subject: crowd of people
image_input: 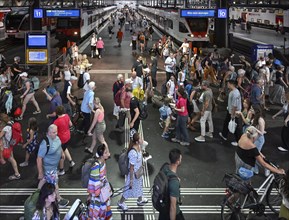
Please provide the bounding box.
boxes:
[0,7,289,220]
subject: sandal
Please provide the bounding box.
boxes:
[15,116,23,121]
[33,110,41,115]
[8,174,21,180]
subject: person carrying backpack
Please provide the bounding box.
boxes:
[37,124,69,208]
[153,148,184,220]
[24,182,59,220]
[0,113,21,180]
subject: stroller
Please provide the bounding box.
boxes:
[70,96,83,133]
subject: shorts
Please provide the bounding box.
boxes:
[44,170,59,185]
[164,117,171,128]
[62,140,70,151]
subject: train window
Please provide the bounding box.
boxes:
[280,0,289,5]
[248,8,252,12]
[261,9,267,13]
[179,22,188,33]
[186,18,208,33]
[264,20,270,25]
[167,19,173,29]
[57,18,80,28]
[257,19,262,23]
[255,9,260,12]
[20,17,29,30]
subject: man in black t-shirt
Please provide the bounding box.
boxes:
[132,56,143,78]
[130,95,140,132]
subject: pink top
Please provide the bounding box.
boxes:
[96,109,104,122]
[176,97,188,116]
[96,40,104,49]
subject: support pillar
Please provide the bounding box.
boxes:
[214,0,228,48]
[30,0,42,31]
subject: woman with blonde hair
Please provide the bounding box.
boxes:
[85,97,108,154]
[235,126,285,175]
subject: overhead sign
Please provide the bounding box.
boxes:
[46,9,80,17]
[218,9,227,19]
[180,9,215,18]
[33,9,43,18]
[26,49,48,64]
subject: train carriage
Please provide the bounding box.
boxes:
[138,5,211,45]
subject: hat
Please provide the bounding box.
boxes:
[202,80,210,87]
[125,78,133,85]
[70,76,78,81]
[19,72,28,77]
[88,81,95,90]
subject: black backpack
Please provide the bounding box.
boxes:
[77,73,85,88]
[152,163,178,212]
[139,101,148,120]
[201,57,207,68]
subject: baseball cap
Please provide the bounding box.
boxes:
[125,78,133,85]
[19,72,28,77]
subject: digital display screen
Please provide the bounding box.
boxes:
[26,49,48,64]
[27,34,47,47]
[180,9,215,18]
[46,9,80,17]
[33,9,43,18]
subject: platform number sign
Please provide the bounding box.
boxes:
[34,9,43,19]
[218,9,227,19]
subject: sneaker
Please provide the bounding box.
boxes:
[137,198,148,206]
[58,198,69,208]
[15,116,23,121]
[8,174,21,180]
[69,161,75,168]
[231,142,238,147]
[171,138,181,143]
[117,201,128,211]
[219,132,227,141]
[217,96,224,102]
[168,126,175,131]
[265,169,270,177]
[205,132,213,138]
[278,146,288,152]
[19,161,29,167]
[171,116,176,121]
[76,129,84,134]
[33,110,41,115]
[194,135,205,142]
[180,141,190,146]
[58,170,65,176]
[161,133,169,138]
[159,122,164,129]
[84,148,93,155]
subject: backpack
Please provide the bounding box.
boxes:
[118,148,137,176]
[35,135,50,156]
[161,82,168,96]
[77,72,85,88]
[24,189,43,220]
[114,88,123,107]
[31,76,40,91]
[6,121,23,147]
[139,101,148,120]
[201,57,207,68]
[152,163,178,212]
[159,105,169,120]
[81,157,98,188]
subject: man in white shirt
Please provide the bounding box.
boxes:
[179,38,190,55]
[131,69,143,90]
[167,75,176,98]
[165,52,176,81]
[82,68,91,91]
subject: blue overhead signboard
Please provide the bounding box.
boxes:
[180,9,215,18]
[46,9,80,17]
[218,9,227,18]
[33,9,43,18]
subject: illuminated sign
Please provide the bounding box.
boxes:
[218,9,227,19]
[33,9,43,18]
[46,9,80,17]
[180,9,215,18]
[26,49,48,64]
[27,33,47,48]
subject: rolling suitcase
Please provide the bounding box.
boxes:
[64,199,87,220]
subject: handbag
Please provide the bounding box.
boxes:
[100,181,113,202]
[3,147,12,159]
[135,165,144,179]
[228,118,237,134]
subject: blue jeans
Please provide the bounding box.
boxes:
[253,135,265,173]
[176,115,189,142]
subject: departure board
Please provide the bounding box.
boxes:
[46,9,80,17]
